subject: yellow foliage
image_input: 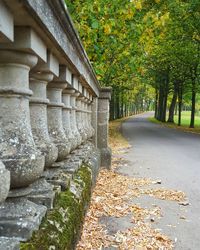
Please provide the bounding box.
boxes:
[160,12,170,26]
[103,24,111,34]
[193,33,200,41]
[131,0,142,11]
[127,8,135,19]
[135,1,142,10]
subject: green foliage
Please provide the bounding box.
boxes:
[66,0,200,123]
[66,0,155,118]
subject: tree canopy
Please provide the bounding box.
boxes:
[66,0,200,123]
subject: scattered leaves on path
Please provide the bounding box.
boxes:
[76,158,182,249]
[77,120,186,250]
[142,188,186,202]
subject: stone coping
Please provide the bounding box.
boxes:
[3,0,100,96]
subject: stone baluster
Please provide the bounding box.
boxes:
[0,161,10,203]
[76,95,87,143]
[82,98,89,139]
[47,81,71,161]
[82,97,90,139]
[91,97,98,147]
[62,89,74,151]
[68,90,82,147]
[29,72,58,167]
[0,50,45,189]
[0,50,46,239]
[87,99,95,138]
[80,97,89,141]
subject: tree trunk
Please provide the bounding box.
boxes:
[167,82,178,123]
[190,79,196,128]
[157,83,164,121]
[116,93,120,119]
[178,82,183,126]
[110,89,115,120]
[154,88,158,118]
[175,103,178,115]
[161,72,169,122]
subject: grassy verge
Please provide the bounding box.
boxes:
[173,111,200,127]
[149,115,200,134]
[109,117,130,153]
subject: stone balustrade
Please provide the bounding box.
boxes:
[0,0,111,248]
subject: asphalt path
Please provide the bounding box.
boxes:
[120,112,200,250]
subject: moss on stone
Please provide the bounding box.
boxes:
[20,164,92,250]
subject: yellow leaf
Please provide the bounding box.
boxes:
[135,0,142,10]
[103,24,111,34]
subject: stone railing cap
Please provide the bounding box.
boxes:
[99,87,112,100]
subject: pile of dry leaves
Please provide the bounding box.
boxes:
[77,120,186,250]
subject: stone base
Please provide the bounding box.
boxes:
[100,147,112,169]
[0,198,47,241]
[1,143,101,250]
[0,237,20,250]
[87,148,101,186]
[0,161,10,203]
[61,161,81,175]
[20,164,93,250]
[27,178,56,209]
[43,168,71,191]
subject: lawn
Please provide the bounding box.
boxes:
[173,111,200,128]
[149,111,200,134]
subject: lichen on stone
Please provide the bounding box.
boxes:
[20,164,92,250]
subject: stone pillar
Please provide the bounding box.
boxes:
[69,90,82,147]
[97,87,112,169]
[0,50,45,189]
[62,89,74,151]
[0,28,48,241]
[79,97,88,141]
[47,81,71,161]
[83,97,90,139]
[88,98,95,138]
[29,72,58,167]
[76,95,87,143]
[91,97,98,147]
[0,161,10,203]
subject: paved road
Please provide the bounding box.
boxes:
[120,112,200,250]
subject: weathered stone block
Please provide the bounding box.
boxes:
[0,237,20,250]
[59,66,72,86]
[100,147,112,169]
[20,165,92,250]
[0,161,10,203]
[27,178,55,209]
[0,198,47,241]
[0,0,13,42]
[0,27,47,62]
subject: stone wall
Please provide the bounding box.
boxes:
[0,0,111,249]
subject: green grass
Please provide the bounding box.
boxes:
[173,111,200,127]
[149,111,200,134]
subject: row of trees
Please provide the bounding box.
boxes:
[66,0,155,119]
[66,0,200,125]
[140,0,200,128]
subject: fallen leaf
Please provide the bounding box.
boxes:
[179,201,190,206]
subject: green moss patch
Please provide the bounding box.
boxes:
[20,164,92,250]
